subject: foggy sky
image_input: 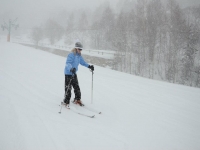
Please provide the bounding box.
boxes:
[0,0,118,30]
[1,0,200,31]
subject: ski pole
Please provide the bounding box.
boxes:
[91,70,94,104]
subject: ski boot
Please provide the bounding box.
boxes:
[73,99,84,106]
[63,100,70,109]
[65,104,70,109]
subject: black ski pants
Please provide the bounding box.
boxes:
[64,74,81,104]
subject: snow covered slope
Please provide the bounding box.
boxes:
[0,42,200,150]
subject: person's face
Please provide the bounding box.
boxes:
[77,48,82,54]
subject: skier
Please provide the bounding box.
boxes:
[63,41,94,108]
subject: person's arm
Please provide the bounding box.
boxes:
[66,53,74,72]
[80,56,89,67]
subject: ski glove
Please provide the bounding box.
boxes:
[70,68,76,74]
[88,65,94,71]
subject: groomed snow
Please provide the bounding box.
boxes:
[0,42,200,150]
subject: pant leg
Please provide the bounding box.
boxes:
[64,75,72,104]
[71,74,81,100]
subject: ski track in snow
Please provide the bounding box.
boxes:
[0,42,200,150]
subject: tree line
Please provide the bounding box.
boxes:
[31,0,200,88]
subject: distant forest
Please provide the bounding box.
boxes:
[31,0,200,88]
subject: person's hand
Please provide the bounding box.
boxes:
[88,65,94,71]
[70,68,76,74]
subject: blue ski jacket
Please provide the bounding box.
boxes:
[64,50,89,75]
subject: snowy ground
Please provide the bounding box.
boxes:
[0,42,200,150]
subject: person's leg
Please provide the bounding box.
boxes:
[72,74,81,101]
[64,75,72,104]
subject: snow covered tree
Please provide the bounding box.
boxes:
[165,0,186,83]
[65,13,75,45]
[113,11,129,72]
[31,26,43,46]
[146,0,163,78]
[181,24,199,86]
[76,11,89,47]
[89,4,106,49]
[44,19,64,45]
[90,21,102,49]
[135,0,148,76]
[66,13,75,34]
[99,6,115,49]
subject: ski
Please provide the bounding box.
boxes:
[71,109,95,118]
[82,105,101,114]
[71,101,101,114]
[59,102,95,118]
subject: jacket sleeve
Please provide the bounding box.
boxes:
[80,56,89,67]
[65,53,74,72]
